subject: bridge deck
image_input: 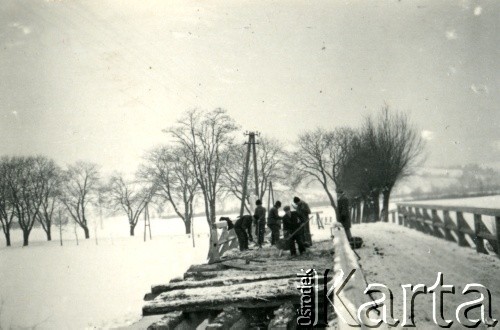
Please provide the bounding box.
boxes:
[354,222,500,328]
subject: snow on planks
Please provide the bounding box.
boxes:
[141,240,335,328]
[143,277,299,315]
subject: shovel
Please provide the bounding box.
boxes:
[276,217,312,257]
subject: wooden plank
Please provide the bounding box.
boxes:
[474,214,488,254]
[221,260,268,271]
[496,217,500,255]
[423,221,434,234]
[397,206,404,226]
[151,273,297,295]
[183,270,259,281]
[397,203,500,217]
[187,263,226,273]
[456,212,471,247]
[408,207,417,230]
[431,209,445,238]
[144,296,299,316]
[443,210,457,242]
[332,225,387,329]
[143,279,300,316]
[416,208,427,233]
[477,233,497,241]
[458,228,475,236]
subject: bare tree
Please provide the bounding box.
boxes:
[291,127,355,217]
[141,145,198,234]
[223,136,286,212]
[108,174,155,236]
[166,108,239,256]
[4,157,46,246]
[60,161,100,239]
[364,106,425,221]
[0,157,16,246]
[222,143,252,213]
[34,157,62,241]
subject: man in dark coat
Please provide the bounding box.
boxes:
[234,214,254,251]
[293,196,312,247]
[254,199,266,247]
[267,201,282,245]
[282,205,306,256]
[337,190,352,240]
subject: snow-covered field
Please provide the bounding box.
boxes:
[0,205,336,329]
[0,216,212,329]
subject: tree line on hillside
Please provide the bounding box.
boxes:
[406,164,500,200]
[0,106,424,251]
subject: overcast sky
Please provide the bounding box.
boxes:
[1,0,498,175]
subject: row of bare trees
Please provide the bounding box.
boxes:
[0,157,161,246]
[0,106,424,248]
[0,109,287,249]
[0,158,100,246]
[293,105,424,222]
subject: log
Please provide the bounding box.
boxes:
[143,278,300,315]
[221,260,267,271]
[183,270,259,281]
[187,263,226,273]
[147,311,184,329]
[206,307,242,329]
[151,272,297,295]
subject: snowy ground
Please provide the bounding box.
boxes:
[4,199,496,329]
[353,222,500,328]
[0,205,336,329]
[0,216,212,329]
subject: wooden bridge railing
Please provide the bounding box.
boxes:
[390,203,500,255]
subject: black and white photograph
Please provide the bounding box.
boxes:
[1,0,499,328]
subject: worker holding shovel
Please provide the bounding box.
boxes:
[281,205,306,257]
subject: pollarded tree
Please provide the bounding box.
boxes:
[290,127,355,217]
[141,145,198,234]
[108,174,156,236]
[337,132,381,222]
[364,106,425,221]
[166,108,239,257]
[60,161,100,239]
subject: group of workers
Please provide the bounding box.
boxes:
[220,191,353,257]
[232,196,312,257]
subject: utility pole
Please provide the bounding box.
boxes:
[239,131,260,217]
[267,181,275,211]
[143,202,152,242]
